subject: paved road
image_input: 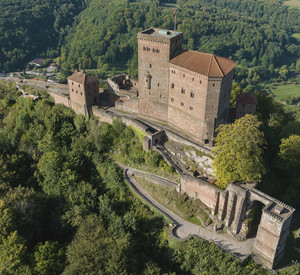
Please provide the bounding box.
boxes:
[122,166,255,261]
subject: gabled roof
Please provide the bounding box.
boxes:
[169,50,236,77]
[236,93,258,105]
[67,70,98,85]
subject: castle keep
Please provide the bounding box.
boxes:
[109,28,236,146]
[67,69,99,116]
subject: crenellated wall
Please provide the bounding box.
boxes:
[179,175,295,269]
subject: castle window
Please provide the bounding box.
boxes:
[183,74,185,78]
[213,83,215,87]
[181,88,185,94]
[205,139,209,145]
[171,98,174,102]
[190,106,193,110]
[200,80,202,84]
[72,82,74,85]
[72,89,74,92]
[190,92,194,98]
[158,83,159,87]
[143,46,146,51]
[181,102,184,106]
[80,92,82,95]
[149,64,152,68]
[192,78,194,81]
[76,90,78,94]
[147,47,150,51]
[171,83,174,88]
[78,84,80,87]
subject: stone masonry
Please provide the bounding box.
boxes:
[107,28,237,146]
[180,175,295,269]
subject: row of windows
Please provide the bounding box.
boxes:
[143,46,160,53]
[71,81,97,88]
[170,98,193,110]
[181,89,194,98]
[71,88,82,95]
[170,71,203,84]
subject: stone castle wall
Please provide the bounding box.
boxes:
[48,91,70,107]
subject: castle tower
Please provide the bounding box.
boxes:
[252,202,295,269]
[67,70,99,116]
[168,51,236,146]
[137,28,183,122]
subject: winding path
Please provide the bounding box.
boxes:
[121,165,255,261]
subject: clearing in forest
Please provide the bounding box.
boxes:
[283,0,300,8]
[271,83,300,101]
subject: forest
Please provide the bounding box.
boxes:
[3,82,296,274]
[0,0,88,72]
[1,0,299,90]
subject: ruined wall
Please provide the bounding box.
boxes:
[180,174,220,213]
[48,91,70,107]
[115,98,138,114]
[236,102,256,119]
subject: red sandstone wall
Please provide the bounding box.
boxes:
[168,65,208,142]
[48,91,69,107]
[181,174,219,210]
[137,31,182,122]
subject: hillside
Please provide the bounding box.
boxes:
[59,0,300,86]
[0,0,87,72]
[0,82,279,274]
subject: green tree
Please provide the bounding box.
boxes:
[279,135,300,171]
[32,241,65,275]
[213,114,266,188]
[0,231,29,274]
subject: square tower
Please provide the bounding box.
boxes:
[67,70,99,116]
[137,28,183,122]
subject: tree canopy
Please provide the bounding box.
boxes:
[213,114,266,188]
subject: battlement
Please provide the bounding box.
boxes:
[138,28,182,43]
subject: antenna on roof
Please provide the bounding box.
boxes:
[174,8,177,31]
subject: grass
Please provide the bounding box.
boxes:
[136,178,211,226]
[283,0,300,8]
[126,178,173,225]
[111,153,180,182]
[129,125,146,142]
[270,83,300,101]
[292,33,300,41]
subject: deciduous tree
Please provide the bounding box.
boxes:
[213,114,266,188]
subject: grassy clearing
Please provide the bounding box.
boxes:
[292,33,300,41]
[271,84,300,101]
[136,178,211,226]
[283,0,300,8]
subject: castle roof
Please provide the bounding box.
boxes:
[67,70,98,85]
[236,93,258,105]
[169,50,236,77]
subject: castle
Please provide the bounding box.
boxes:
[50,28,294,270]
[108,28,236,146]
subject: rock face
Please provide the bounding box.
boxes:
[164,140,214,177]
